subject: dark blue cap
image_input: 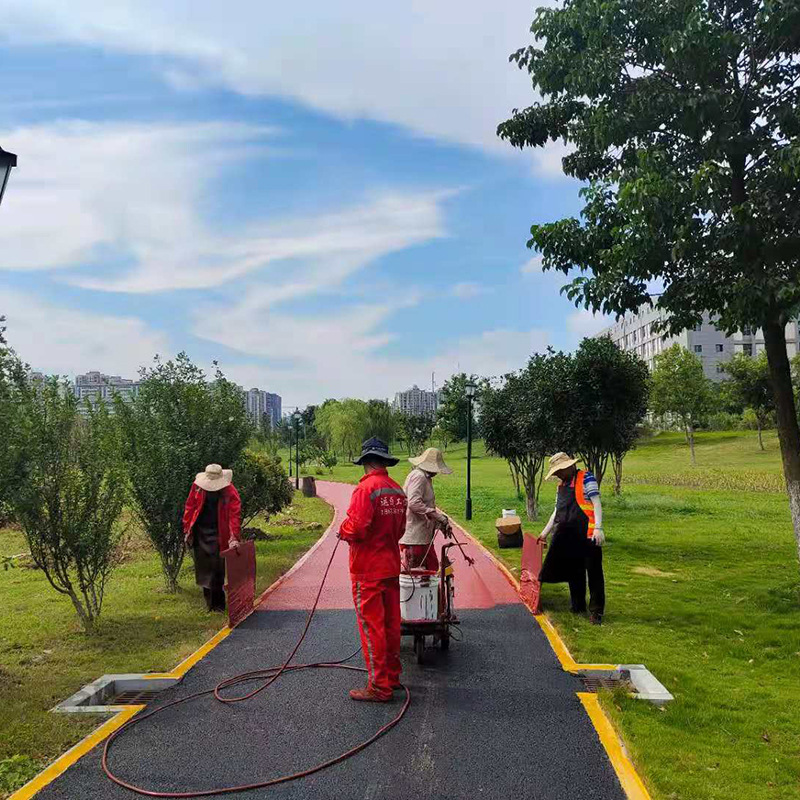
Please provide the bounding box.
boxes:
[353,437,399,466]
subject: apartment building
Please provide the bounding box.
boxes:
[393,385,438,418]
[597,305,800,381]
[73,370,140,409]
[244,388,282,429]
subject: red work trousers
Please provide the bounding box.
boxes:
[351,577,401,699]
[400,543,439,572]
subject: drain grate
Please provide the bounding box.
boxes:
[580,676,632,693]
[110,689,163,705]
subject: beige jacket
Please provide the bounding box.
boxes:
[400,468,447,545]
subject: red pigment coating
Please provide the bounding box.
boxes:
[258,481,520,612]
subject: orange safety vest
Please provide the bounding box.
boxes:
[573,470,596,538]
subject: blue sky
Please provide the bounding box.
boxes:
[0,1,607,406]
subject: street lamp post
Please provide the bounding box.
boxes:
[465,382,477,521]
[0,147,18,208]
[292,411,302,490]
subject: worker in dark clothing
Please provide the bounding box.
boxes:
[538,452,606,624]
[339,438,407,702]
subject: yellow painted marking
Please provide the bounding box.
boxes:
[578,693,652,800]
[9,706,144,800]
[169,627,232,677]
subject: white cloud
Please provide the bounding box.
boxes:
[0,0,557,157]
[0,120,452,295]
[0,287,167,377]
[520,255,543,275]
[532,139,576,179]
[451,282,489,299]
[567,308,612,341]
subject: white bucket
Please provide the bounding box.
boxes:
[399,573,440,622]
[502,509,517,518]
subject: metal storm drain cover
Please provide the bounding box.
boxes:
[576,665,674,705]
[53,674,179,714]
[580,675,632,692]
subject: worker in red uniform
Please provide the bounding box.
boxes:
[338,437,407,702]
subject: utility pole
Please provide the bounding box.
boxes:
[465,382,477,520]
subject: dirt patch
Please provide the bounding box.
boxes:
[242,527,278,542]
[632,566,677,579]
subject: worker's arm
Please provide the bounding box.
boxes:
[227,485,242,547]
[339,485,374,542]
[538,506,557,542]
[591,494,605,546]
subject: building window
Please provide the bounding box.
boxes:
[716,365,724,373]
[695,322,703,332]
[716,344,724,353]
[694,345,702,353]
[742,326,752,336]
[743,343,753,356]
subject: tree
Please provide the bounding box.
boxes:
[722,352,775,450]
[482,351,573,520]
[498,0,800,565]
[365,399,397,445]
[234,450,294,529]
[314,399,371,459]
[570,337,650,492]
[13,380,127,632]
[397,414,435,456]
[436,373,486,443]
[114,353,251,591]
[650,345,713,464]
[0,317,27,517]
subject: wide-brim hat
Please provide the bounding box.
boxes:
[409,447,453,475]
[353,437,399,467]
[544,452,578,481]
[195,463,233,491]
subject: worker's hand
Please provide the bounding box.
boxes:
[592,528,605,547]
[537,531,549,543]
[228,539,240,551]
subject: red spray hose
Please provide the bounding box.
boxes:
[102,538,411,797]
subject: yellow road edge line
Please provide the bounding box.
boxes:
[577,693,652,800]
[11,496,337,796]
[8,705,144,800]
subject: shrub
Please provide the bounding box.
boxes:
[234,450,293,528]
[0,755,41,794]
[13,380,127,632]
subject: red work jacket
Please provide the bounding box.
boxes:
[182,483,242,552]
[339,468,407,581]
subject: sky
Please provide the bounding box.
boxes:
[0,0,609,408]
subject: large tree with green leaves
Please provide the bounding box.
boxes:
[0,317,27,519]
[114,353,251,591]
[650,345,713,464]
[722,351,775,449]
[499,0,800,565]
[570,337,650,492]
[436,373,487,443]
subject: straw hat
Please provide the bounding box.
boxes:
[544,452,578,481]
[409,447,453,475]
[195,463,233,492]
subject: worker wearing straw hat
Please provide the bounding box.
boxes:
[537,452,606,624]
[183,464,242,612]
[400,447,453,572]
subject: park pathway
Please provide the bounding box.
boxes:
[31,481,627,800]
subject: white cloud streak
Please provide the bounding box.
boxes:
[0,0,560,159]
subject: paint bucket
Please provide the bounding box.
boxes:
[502,509,517,518]
[399,571,440,622]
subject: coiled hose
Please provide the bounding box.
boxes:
[102,537,410,797]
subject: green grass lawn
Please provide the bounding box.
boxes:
[0,492,332,798]
[304,431,800,799]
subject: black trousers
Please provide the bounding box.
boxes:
[203,585,226,612]
[568,544,605,615]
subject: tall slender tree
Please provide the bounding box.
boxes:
[499,0,800,566]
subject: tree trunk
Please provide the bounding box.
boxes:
[763,319,800,570]
[757,418,764,451]
[687,424,696,465]
[613,455,623,495]
[525,491,538,521]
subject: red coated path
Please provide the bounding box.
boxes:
[257,480,520,612]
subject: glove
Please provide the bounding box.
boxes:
[592,528,605,546]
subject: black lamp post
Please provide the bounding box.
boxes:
[0,147,18,208]
[465,381,477,520]
[292,411,302,490]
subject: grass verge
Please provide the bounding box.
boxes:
[0,491,332,798]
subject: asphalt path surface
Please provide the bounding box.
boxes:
[34,481,626,800]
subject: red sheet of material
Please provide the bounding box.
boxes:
[519,534,545,614]
[222,540,256,628]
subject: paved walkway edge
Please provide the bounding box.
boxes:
[449,519,652,800]
[10,495,339,800]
